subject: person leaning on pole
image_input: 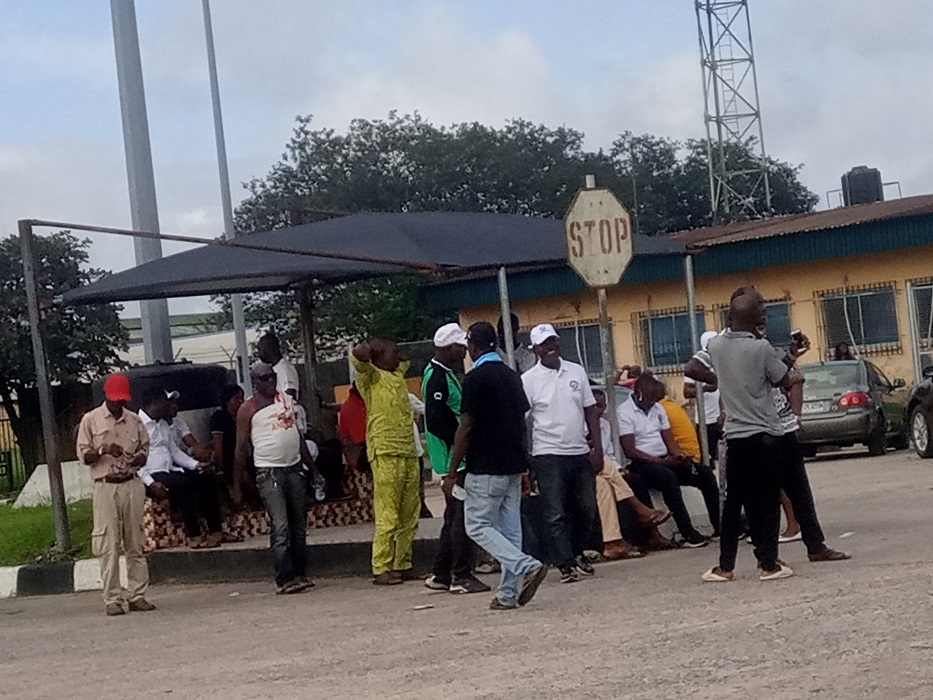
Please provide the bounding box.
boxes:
[75,373,155,616]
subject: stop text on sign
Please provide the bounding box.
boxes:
[567,217,630,259]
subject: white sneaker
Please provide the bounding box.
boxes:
[423,575,450,591]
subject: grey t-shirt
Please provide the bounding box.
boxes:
[707,330,790,439]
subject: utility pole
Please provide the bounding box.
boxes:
[110,0,173,363]
[202,0,251,390]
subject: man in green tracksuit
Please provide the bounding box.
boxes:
[422,324,490,595]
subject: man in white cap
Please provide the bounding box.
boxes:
[683,330,723,465]
[522,323,603,584]
[423,323,491,595]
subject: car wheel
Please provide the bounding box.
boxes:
[867,421,887,456]
[910,406,933,458]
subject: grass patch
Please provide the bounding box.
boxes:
[0,500,93,566]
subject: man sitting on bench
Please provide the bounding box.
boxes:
[138,387,224,549]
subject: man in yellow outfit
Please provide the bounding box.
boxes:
[352,338,421,585]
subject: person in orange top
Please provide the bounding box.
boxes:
[657,394,702,463]
[338,383,369,472]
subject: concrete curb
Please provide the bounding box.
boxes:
[0,538,439,598]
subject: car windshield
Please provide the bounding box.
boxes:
[800,363,859,391]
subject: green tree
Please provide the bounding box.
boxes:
[0,232,128,467]
[230,114,818,355]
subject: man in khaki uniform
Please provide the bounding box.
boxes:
[76,373,154,616]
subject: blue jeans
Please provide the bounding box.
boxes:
[531,454,598,571]
[464,473,542,606]
[256,465,309,586]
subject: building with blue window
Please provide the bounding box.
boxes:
[430,194,933,397]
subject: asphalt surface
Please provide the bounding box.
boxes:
[2,449,933,699]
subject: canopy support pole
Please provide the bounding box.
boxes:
[296,284,322,435]
[685,254,710,468]
[497,267,516,370]
[19,220,70,551]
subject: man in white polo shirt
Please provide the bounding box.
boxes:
[522,324,603,584]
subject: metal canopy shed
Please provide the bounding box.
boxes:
[62,211,685,305]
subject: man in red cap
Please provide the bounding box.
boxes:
[76,372,154,616]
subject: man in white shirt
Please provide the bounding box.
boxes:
[138,387,224,549]
[257,332,301,400]
[522,324,603,584]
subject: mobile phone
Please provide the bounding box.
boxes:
[791,329,804,342]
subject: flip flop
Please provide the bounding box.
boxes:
[702,567,734,583]
[759,564,794,581]
[779,532,803,543]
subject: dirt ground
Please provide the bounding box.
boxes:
[3,449,933,699]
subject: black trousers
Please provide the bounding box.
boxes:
[706,423,724,462]
[627,461,711,540]
[432,489,476,583]
[151,470,222,538]
[718,433,786,572]
[779,434,826,554]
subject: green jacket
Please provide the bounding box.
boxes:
[421,359,462,474]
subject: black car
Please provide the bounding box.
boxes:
[906,366,933,458]
[797,360,909,456]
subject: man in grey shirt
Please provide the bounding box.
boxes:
[688,289,802,581]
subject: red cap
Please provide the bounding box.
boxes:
[103,373,132,402]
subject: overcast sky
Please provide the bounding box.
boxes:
[2,0,931,316]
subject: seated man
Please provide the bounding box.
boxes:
[168,392,212,462]
[618,374,714,548]
[138,387,224,549]
[657,385,721,540]
[592,389,670,560]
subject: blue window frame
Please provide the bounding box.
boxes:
[641,311,705,369]
[555,323,604,377]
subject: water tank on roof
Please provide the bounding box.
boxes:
[91,362,234,443]
[841,166,884,206]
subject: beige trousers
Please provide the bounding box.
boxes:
[595,459,634,544]
[92,479,149,605]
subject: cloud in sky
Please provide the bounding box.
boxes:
[1,0,931,316]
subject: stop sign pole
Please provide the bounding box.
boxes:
[564,175,633,464]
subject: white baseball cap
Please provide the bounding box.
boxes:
[529,323,559,347]
[433,323,468,348]
[700,331,718,351]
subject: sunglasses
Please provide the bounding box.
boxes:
[255,373,276,382]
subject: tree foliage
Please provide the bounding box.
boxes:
[230,113,818,357]
[0,232,128,454]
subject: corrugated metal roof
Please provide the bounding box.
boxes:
[671,194,933,247]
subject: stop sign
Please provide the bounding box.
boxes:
[564,187,633,288]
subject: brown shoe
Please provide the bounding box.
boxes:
[602,540,644,561]
[392,569,422,582]
[808,547,851,563]
[372,571,403,586]
[105,603,125,616]
[128,598,157,612]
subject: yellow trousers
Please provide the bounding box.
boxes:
[595,459,634,544]
[371,454,421,575]
[92,479,149,605]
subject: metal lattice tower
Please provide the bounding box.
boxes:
[696,0,771,222]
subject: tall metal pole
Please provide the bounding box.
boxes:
[110,0,173,363]
[19,221,70,551]
[296,285,322,432]
[497,266,516,370]
[597,287,621,462]
[202,0,250,391]
[685,254,710,466]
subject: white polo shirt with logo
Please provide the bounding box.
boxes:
[522,359,596,457]
[617,397,670,458]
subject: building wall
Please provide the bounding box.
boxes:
[459,243,933,400]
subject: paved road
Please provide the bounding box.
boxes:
[3,450,933,699]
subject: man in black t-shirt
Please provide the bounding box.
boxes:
[444,322,548,610]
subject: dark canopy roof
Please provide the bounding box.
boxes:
[63,211,684,305]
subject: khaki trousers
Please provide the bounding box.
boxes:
[92,479,149,605]
[595,459,634,544]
